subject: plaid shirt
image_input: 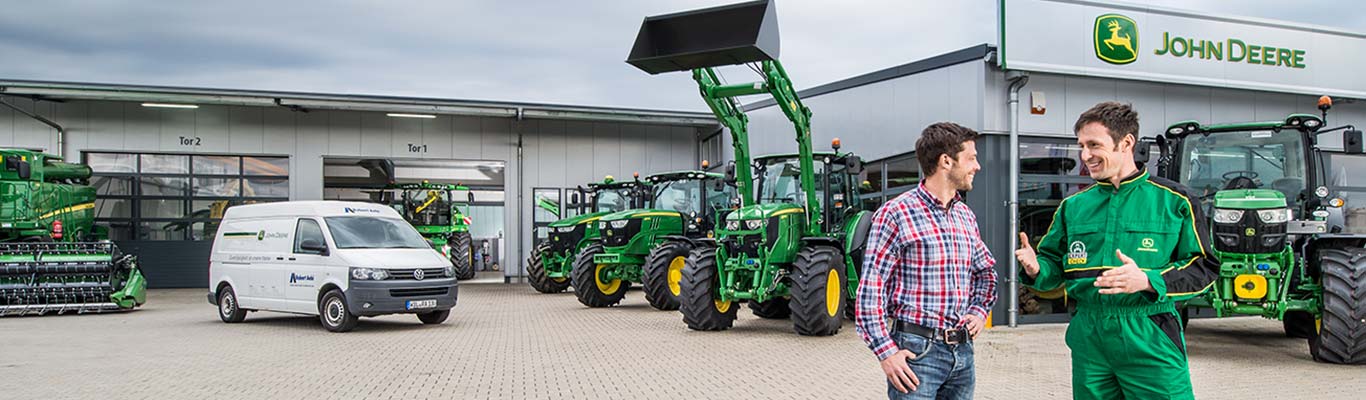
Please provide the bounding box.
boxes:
[855,184,998,360]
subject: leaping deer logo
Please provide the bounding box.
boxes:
[1103,20,1134,55]
[1093,14,1138,65]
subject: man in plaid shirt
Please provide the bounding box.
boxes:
[856,122,998,400]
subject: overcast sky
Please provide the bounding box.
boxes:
[0,1,1360,111]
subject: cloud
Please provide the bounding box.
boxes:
[0,0,1359,111]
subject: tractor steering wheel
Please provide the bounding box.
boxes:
[1221,170,1260,181]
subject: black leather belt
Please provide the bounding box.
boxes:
[895,320,969,344]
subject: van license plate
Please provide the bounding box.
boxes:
[405,299,436,310]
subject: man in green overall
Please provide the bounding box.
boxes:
[1015,102,1219,399]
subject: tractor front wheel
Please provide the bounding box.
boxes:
[1309,248,1366,364]
[527,244,570,294]
[643,240,691,311]
[571,244,629,307]
[789,245,845,336]
[679,246,736,331]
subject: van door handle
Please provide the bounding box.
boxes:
[276,257,284,260]
[288,257,297,261]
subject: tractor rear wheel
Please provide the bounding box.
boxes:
[1309,248,1366,364]
[571,244,628,307]
[679,246,736,331]
[748,298,790,319]
[451,232,475,280]
[789,245,845,336]
[643,240,691,311]
[528,244,569,294]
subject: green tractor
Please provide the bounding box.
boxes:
[527,176,649,294]
[574,169,737,309]
[0,149,147,315]
[1146,97,1366,364]
[627,0,871,336]
[386,181,477,280]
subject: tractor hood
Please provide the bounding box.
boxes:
[600,209,684,222]
[548,211,612,228]
[727,203,803,221]
[1214,189,1287,209]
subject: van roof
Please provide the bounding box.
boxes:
[223,201,402,220]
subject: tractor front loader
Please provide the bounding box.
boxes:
[627,0,871,335]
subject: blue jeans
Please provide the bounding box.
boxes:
[887,331,975,400]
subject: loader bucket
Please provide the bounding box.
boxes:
[626,0,780,74]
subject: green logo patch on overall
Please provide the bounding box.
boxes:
[1095,14,1138,65]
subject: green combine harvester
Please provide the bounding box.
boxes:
[527,176,648,294]
[0,149,146,316]
[628,0,871,336]
[1144,96,1365,364]
[387,181,477,280]
[574,168,736,309]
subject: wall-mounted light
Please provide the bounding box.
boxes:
[142,103,199,109]
[386,113,436,119]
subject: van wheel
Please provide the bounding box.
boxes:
[417,310,450,324]
[319,289,359,332]
[217,286,247,323]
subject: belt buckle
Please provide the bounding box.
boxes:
[943,329,965,344]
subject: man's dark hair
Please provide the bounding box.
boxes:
[1074,101,1139,147]
[916,122,980,176]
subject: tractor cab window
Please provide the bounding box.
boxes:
[402,189,451,226]
[1180,130,1307,206]
[653,179,703,215]
[593,188,632,213]
[706,179,736,212]
[757,158,827,207]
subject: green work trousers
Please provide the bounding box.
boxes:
[1066,302,1193,400]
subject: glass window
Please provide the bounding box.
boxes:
[86,153,136,173]
[594,187,634,213]
[95,199,132,218]
[141,177,189,196]
[1020,143,1088,176]
[92,176,133,196]
[294,218,326,253]
[1327,153,1366,188]
[885,156,919,189]
[141,199,186,218]
[244,177,288,197]
[139,221,187,240]
[652,179,703,215]
[243,156,289,176]
[193,155,240,175]
[193,177,242,197]
[139,154,188,174]
[862,161,884,193]
[1017,138,1092,319]
[1179,130,1306,206]
[756,157,827,205]
[324,216,428,249]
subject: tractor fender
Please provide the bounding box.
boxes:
[657,235,698,246]
[1302,234,1366,277]
[842,211,874,279]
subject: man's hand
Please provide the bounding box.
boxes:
[1015,232,1040,278]
[880,350,921,394]
[963,314,986,339]
[1095,249,1153,294]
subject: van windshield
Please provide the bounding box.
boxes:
[324,216,429,249]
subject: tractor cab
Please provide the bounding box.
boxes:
[749,149,863,235]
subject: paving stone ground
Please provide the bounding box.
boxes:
[1,284,1361,399]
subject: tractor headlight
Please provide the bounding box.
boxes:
[598,222,607,230]
[1212,209,1244,224]
[745,219,765,230]
[725,220,740,231]
[1257,208,1292,224]
[1316,186,1330,198]
[350,267,388,280]
[610,220,629,229]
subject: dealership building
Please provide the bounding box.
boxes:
[1,0,1364,325]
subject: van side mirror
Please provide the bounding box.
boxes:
[300,239,328,254]
[1345,130,1364,154]
[16,161,31,180]
[844,155,863,175]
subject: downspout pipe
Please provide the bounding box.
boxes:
[1005,70,1029,328]
[0,96,67,159]
[515,107,525,284]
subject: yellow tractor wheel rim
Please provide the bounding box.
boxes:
[595,264,621,295]
[825,269,841,317]
[667,256,686,296]
[715,298,732,313]
[552,277,567,283]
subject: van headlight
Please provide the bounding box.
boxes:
[350,267,389,280]
[444,265,456,277]
[1212,209,1244,224]
[1257,208,1292,224]
[745,219,764,230]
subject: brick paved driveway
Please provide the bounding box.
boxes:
[1,284,1360,399]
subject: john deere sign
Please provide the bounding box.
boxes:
[1094,14,1137,64]
[1000,0,1366,100]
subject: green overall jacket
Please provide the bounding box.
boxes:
[1023,169,1220,308]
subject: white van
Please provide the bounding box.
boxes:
[206,201,458,332]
